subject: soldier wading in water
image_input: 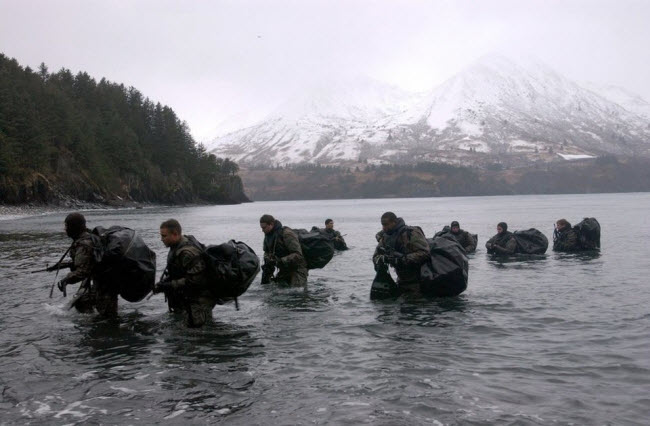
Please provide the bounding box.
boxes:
[57,213,118,317]
[154,219,218,328]
[324,218,348,250]
[260,214,308,286]
[485,222,517,255]
[553,218,580,252]
[372,212,430,295]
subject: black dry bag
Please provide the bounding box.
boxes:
[512,228,549,254]
[91,226,156,303]
[186,236,260,305]
[293,228,335,269]
[310,226,348,251]
[370,266,400,300]
[420,235,469,297]
[574,218,601,249]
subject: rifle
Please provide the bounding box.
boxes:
[376,246,404,268]
[261,240,278,284]
[37,244,74,298]
[32,261,74,274]
[147,268,170,300]
[261,258,276,284]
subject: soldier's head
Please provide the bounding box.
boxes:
[160,219,182,247]
[325,218,334,230]
[451,221,460,234]
[260,214,275,234]
[497,222,508,234]
[64,212,87,239]
[556,219,570,231]
[380,212,398,232]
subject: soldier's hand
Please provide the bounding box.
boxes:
[57,278,69,296]
[57,278,68,292]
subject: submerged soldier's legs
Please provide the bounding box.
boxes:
[95,288,118,317]
[71,281,95,313]
[290,268,308,286]
[398,279,422,297]
[184,297,217,328]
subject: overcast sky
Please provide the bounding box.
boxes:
[1,0,649,141]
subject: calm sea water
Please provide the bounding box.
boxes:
[1,193,649,425]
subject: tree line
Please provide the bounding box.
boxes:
[0,54,247,204]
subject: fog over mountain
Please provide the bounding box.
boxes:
[208,55,650,166]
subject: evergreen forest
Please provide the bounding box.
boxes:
[0,53,248,205]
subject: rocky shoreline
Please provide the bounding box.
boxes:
[0,199,154,221]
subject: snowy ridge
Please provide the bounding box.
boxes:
[208,55,650,165]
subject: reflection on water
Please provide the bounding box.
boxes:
[1,193,650,424]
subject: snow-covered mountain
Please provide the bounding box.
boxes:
[205,76,420,164]
[208,55,650,165]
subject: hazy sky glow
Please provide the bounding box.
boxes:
[1,0,649,140]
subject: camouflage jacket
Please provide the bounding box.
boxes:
[166,236,210,295]
[325,228,348,250]
[63,231,95,284]
[450,229,476,253]
[486,231,517,255]
[553,228,580,252]
[263,221,308,275]
[373,218,430,283]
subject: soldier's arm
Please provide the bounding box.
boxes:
[494,237,517,255]
[62,244,94,284]
[566,230,578,250]
[372,242,383,265]
[279,229,304,267]
[405,230,430,265]
[171,250,206,288]
[485,236,496,250]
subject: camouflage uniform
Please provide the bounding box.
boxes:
[165,236,217,328]
[263,220,308,286]
[64,231,118,317]
[553,227,580,252]
[326,228,348,251]
[486,231,517,255]
[450,229,477,253]
[373,218,430,293]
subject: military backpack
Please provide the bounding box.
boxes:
[185,235,260,309]
[291,228,335,269]
[573,217,601,249]
[512,228,549,254]
[91,226,156,302]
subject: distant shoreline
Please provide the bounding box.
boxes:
[0,201,156,221]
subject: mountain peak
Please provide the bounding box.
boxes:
[209,54,650,165]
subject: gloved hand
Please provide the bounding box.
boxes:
[153,280,173,294]
[57,278,69,294]
[486,243,493,250]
